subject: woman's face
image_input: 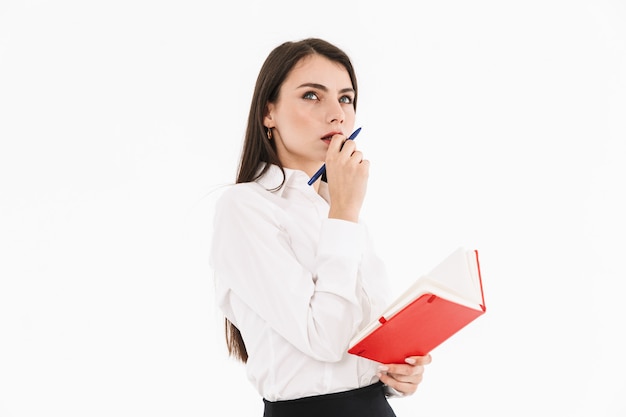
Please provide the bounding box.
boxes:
[264,54,356,177]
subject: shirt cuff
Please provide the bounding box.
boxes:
[383,385,406,399]
[317,218,365,259]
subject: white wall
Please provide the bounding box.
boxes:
[1,1,624,416]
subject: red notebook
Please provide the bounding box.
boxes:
[348,247,486,364]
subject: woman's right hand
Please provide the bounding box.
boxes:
[324,133,370,223]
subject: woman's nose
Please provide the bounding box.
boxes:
[326,101,345,124]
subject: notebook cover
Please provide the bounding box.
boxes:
[347,294,486,364]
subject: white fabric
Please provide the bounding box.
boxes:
[210,164,392,401]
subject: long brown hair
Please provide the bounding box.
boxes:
[225,38,359,363]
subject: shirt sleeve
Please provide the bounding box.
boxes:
[210,185,367,362]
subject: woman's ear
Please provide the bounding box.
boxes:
[263,103,275,129]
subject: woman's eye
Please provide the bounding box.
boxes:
[303,91,319,100]
[339,95,353,104]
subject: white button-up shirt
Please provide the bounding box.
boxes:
[210,164,392,401]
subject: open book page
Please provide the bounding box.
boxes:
[350,248,482,348]
[425,248,483,305]
[386,248,482,314]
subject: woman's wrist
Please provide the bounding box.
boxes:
[328,206,360,223]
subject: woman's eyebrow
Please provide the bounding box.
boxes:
[297,83,355,94]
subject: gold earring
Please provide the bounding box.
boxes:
[266,128,272,140]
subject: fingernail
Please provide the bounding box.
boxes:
[378,365,389,372]
[405,358,416,364]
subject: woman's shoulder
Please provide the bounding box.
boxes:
[213,165,285,210]
[220,181,267,198]
[214,181,274,210]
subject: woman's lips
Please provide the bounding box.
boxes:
[321,131,342,144]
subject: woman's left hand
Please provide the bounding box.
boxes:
[377,354,432,396]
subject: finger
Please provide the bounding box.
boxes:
[392,364,425,377]
[379,367,425,389]
[381,361,427,377]
[393,372,424,385]
[384,370,424,384]
[377,372,419,396]
[405,354,432,366]
[328,133,348,153]
[338,138,357,155]
[350,150,364,163]
[382,355,432,374]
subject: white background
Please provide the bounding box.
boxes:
[1,1,625,416]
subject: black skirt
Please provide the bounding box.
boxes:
[262,382,396,417]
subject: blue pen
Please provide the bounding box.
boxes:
[307,127,362,186]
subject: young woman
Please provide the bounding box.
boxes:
[210,38,431,417]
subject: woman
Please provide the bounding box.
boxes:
[210,38,431,417]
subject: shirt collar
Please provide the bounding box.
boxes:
[255,163,330,202]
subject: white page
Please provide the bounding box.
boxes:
[425,247,483,306]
